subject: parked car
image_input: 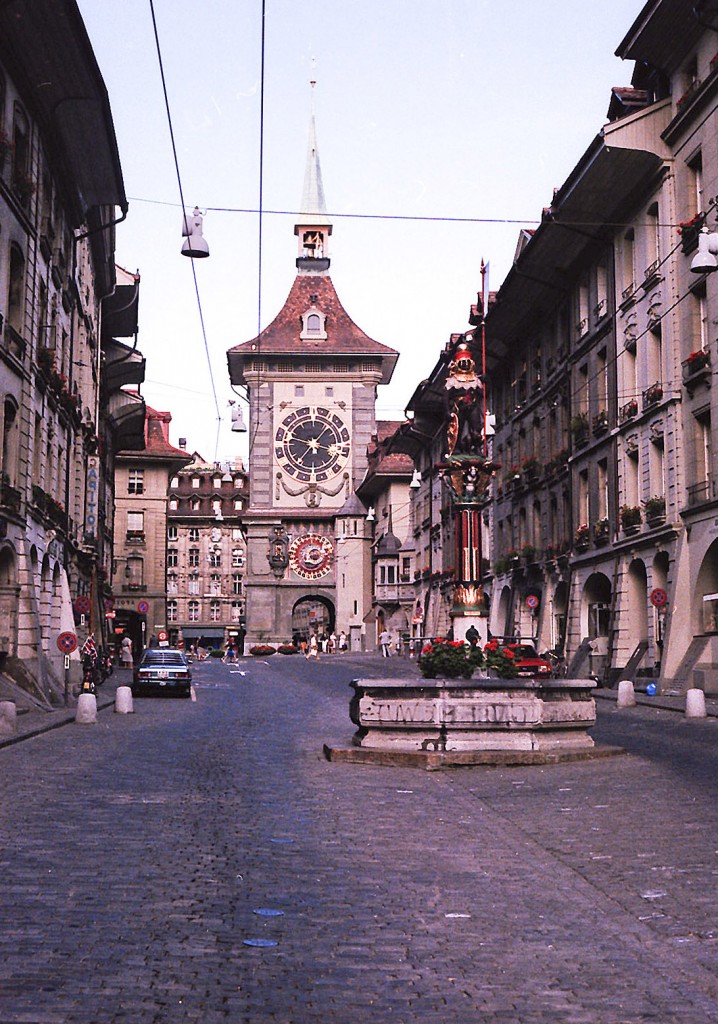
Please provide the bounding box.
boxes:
[132,649,192,698]
[505,643,552,679]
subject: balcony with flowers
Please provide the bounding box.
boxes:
[620,504,642,535]
[643,495,666,527]
[520,543,538,566]
[619,398,639,424]
[574,523,590,552]
[592,409,609,437]
[682,349,711,394]
[545,449,570,480]
[678,212,706,255]
[642,381,663,411]
[593,518,610,545]
[520,455,540,485]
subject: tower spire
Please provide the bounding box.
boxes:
[295,80,332,272]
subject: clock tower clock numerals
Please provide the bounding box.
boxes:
[275,406,350,480]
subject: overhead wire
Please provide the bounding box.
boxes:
[148,0,223,460]
[126,192,697,232]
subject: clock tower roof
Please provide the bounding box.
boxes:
[227,273,398,384]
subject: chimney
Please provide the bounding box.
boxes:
[179,438,187,449]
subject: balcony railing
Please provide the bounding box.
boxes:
[642,381,664,410]
[682,350,711,394]
[687,478,717,507]
[375,581,417,604]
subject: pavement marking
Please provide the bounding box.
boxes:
[190,686,197,702]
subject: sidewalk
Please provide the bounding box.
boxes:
[594,685,718,717]
[0,666,133,749]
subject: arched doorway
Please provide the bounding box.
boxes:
[492,584,512,640]
[695,539,718,634]
[626,559,648,653]
[0,543,18,659]
[292,596,334,643]
[582,572,612,678]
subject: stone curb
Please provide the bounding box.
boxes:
[323,742,626,771]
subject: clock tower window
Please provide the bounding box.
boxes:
[300,307,327,341]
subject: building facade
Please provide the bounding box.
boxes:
[0,1,144,700]
[478,0,718,693]
[165,454,248,653]
[112,407,191,660]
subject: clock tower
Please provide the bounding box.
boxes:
[227,104,398,647]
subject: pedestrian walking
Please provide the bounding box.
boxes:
[120,635,133,669]
[306,633,319,660]
[379,629,392,657]
[339,630,347,652]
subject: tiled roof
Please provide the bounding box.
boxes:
[228,274,398,359]
[118,401,190,462]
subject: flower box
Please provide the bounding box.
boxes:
[571,414,589,446]
[678,213,705,255]
[620,399,638,423]
[644,497,666,524]
[643,382,663,409]
[594,519,610,544]
[682,349,711,390]
[620,505,642,531]
[592,410,609,436]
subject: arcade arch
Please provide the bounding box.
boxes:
[291,595,335,641]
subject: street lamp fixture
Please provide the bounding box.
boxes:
[690,227,718,274]
[181,207,210,259]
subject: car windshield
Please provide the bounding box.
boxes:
[511,645,539,659]
[139,650,187,667]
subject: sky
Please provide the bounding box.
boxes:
[76,0,647,465]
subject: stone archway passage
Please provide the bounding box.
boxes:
[292,596,335,641]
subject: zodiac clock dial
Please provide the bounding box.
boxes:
[274,406,350,483]
[289,534,334,580]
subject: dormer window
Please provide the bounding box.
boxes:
[300,306,327,341]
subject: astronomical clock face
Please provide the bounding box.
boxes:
[275,406,350,483]
[289,534,334,580]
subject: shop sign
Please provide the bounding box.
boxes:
[85,456,100,539]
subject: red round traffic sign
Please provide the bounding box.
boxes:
[74,596,90,615]
[57,631,78,654]
[157,629,168,643]
[526,594,540,610]
[137,600,149,615]
[650,588,668,608]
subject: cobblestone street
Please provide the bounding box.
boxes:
[1,655,717,1023]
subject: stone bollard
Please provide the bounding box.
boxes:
[617,679,636,708]
[115,686,134,714]
[0,700,17,736]
[685,687,707,719]
[75,692,97,724]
